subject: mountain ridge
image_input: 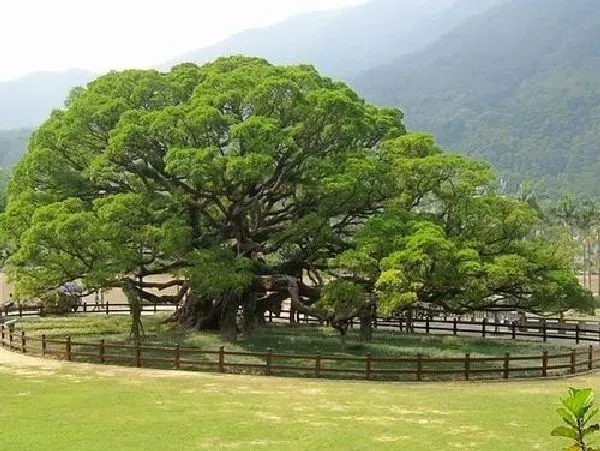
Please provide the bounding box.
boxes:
[353,0,600,197]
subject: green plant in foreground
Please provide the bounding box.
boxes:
[552,387,600,450]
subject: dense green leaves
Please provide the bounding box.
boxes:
[1,57,404,307]
[0,56,590,333]
[329,134,593,315]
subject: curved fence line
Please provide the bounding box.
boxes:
[2,303,600,345]
[1,323,599,382]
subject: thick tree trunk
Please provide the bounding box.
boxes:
[219,292,239,341]
[242,292,257,335]
[405,309,414,333]
[173,291,220,330]
[123,280,144,342]
[358,308,373,342]
[338,324,348,350]
[518,310,528,332]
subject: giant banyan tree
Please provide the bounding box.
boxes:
[0,57,592,340]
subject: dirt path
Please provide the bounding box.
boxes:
[0,347,63,367]
[0,346,228,381]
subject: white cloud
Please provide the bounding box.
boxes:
[0,0,366,81]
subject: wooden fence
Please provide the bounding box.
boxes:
[3,303,600,345]
[0,302,177,318]
[1,323,599,382]
[273,309,600,345]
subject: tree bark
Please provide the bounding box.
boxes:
[518,310,528,332]
[123,280,144,342]
[219,292,239,341]
[242,292,257,335]
[358,307,373,342]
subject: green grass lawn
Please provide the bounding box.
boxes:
[8,315,582,381]
[0,354,599,450]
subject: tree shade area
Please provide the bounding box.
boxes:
[0,57,592,341]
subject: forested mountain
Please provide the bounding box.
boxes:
[167,0,500,80]
[0,129,31,168]
[353,0,600,198]
[0,70,94,129]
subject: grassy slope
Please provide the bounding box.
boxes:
[0,355,598,450]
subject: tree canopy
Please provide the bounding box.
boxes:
[0,56,591,340]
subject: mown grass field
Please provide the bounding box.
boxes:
[11,315,578,380]
[0,350,599,450]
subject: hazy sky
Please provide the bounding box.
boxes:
[1,0,366,81]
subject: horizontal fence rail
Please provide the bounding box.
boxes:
[1,324,599,382]
[2,303,600,345]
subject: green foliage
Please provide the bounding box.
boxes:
[330,133,593,315]
[1,57,404,306]
[186,249,254,298]
[1,55,590,326]
[552,388,600,450]
[317,280,365,317]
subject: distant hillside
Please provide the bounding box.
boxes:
[0,70,94,129]
[354,0,600,198]
[167,0,500,80]
[0,128,31,168]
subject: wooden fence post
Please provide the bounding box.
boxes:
[41,334,47,356]
[21,331,26,353]
[99,339,105,363]
[1,324,4,345]
[512,321,517,340]
[18,304,22,317]
[269,310,273,323]
[219,346,225,373]
[588,345,594,371]
[83,302,87,313]
[542,320,547,343]
[266,348,273,376]
[453,317,457,335]
[365,353,372,381]
[417,353,423,382]
[174,345,180,370]
[136,341,142,368]
[503,352,510,379]
[482,318,487,338]
[315,352,322,378]
[9,327,13,349]
[542,351,548,377]
[153,302,157,314]
[576,324,580,345]
[65,335,72,361]
[105,302,109,315]
[570,349,576,375]
[464,353,471,381]
[425,317,430,335]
